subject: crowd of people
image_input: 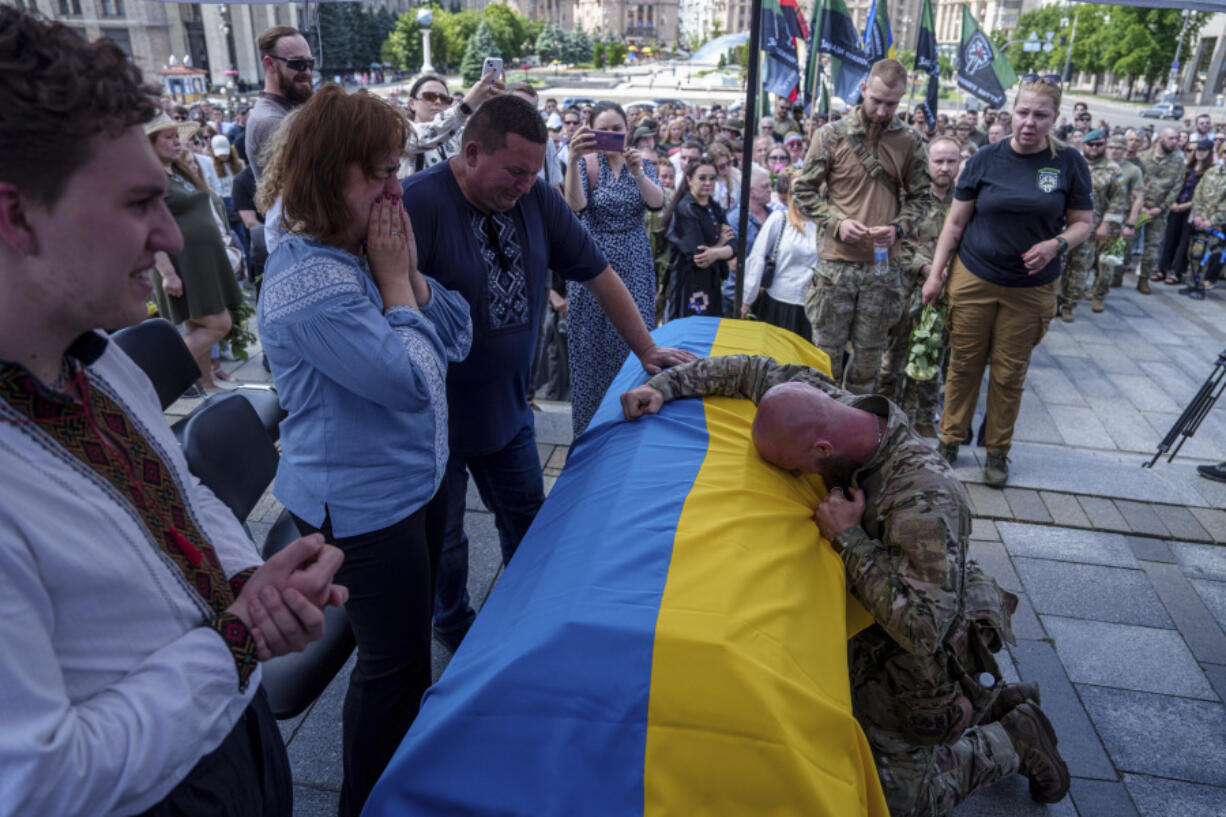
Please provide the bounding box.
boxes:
[7,5,1226,816]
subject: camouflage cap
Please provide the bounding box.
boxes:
[1108,133,1127,148]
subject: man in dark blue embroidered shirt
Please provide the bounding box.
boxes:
[403,95,694,648]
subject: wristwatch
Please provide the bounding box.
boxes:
[1054,236,1069,255]
[458,100,473,116]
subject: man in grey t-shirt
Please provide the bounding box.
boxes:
[246,26,315,181]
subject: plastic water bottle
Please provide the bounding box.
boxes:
[874,244,889,277]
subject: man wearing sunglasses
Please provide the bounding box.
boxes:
[246,25,315,182]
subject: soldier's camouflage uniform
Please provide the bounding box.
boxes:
[792,110,932,394]
[646,355,1023,817]
[1094,160,1143,296]
[1060,155,1127,312]
[1186,163,1226,282]
[878,189,954,431]
[1139,147,1188,280]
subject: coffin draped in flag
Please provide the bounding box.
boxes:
[816,0,871,106]
[362,317,888,817]
[956,4,1017,108]
[862,0,895,64]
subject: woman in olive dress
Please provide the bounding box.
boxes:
[146,112,241,391]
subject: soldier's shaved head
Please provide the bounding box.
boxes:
[752,383,878,485]
[1157,127,1181,154]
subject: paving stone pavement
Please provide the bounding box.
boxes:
[172,274,1226,816]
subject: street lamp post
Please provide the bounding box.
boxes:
[1168,9,1192,101]
[417,8,435,74]
[218,4,238,98]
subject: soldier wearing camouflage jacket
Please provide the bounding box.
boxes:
[632,354,1070,816]
[1138,129,1187,291]
[1190,160,1226,229]
[1059,132,1128,318]
[1186,159,1226,283]
[878,137,961,435]
[1094,135,1145,299]
[791,61,932,394]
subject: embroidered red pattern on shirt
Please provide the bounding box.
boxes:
[0,363,259,687]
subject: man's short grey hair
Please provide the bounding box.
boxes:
[750,167,770,186]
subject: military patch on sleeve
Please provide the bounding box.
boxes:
[1037,167,1061,193]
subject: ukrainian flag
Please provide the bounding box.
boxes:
[363,317,888,817]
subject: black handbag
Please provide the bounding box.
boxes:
[759,214,787,290]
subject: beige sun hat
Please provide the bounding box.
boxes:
[144,111,199,142]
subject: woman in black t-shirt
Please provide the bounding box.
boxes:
[921,77,1093,487]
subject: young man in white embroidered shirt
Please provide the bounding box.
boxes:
[0,10,346,817]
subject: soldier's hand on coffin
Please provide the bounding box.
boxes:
[814,486,866,541]
[620,384,664,420]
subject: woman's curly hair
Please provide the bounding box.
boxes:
[0,7,160,205]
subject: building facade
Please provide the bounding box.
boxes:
[511,0,575,32]
[575,0,679,46]
[934,0,1025,46]
[3,0,205,82]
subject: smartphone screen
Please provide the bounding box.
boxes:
[590,130,625,152]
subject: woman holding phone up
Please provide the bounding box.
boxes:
[563,100,664,434]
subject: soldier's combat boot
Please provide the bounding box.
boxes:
[1001,703,1070,804]
[914,418,937,439]
[1060,304,1074,322]
[1137,275,1151,294]
[1111,269,1125,287]
[936,440,959,464]
[984,447,1009,487]
[1091,296,1105,313]
[988,681,1042,722]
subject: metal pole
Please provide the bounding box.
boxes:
[1169,9,1191,98]
[1062,8,1078,84]
[734,0,765,317]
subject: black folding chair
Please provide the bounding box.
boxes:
[179,393,355,719]
[113,317,285,441]
[111,318,199,411]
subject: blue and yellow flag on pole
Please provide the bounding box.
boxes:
[363,317,887,817]
[863,0,895,63]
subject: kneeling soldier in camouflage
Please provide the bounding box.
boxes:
[621,355,1069,816]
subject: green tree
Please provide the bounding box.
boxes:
[535,21,566,63]
[437,9,481,67]
[481,3,527,61]
[315,2,355,74]
[593,39,606,69]
[604,32,627,68]
[563,28,593,64]
[1006,4,1208,99]
[461,20,501,85]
